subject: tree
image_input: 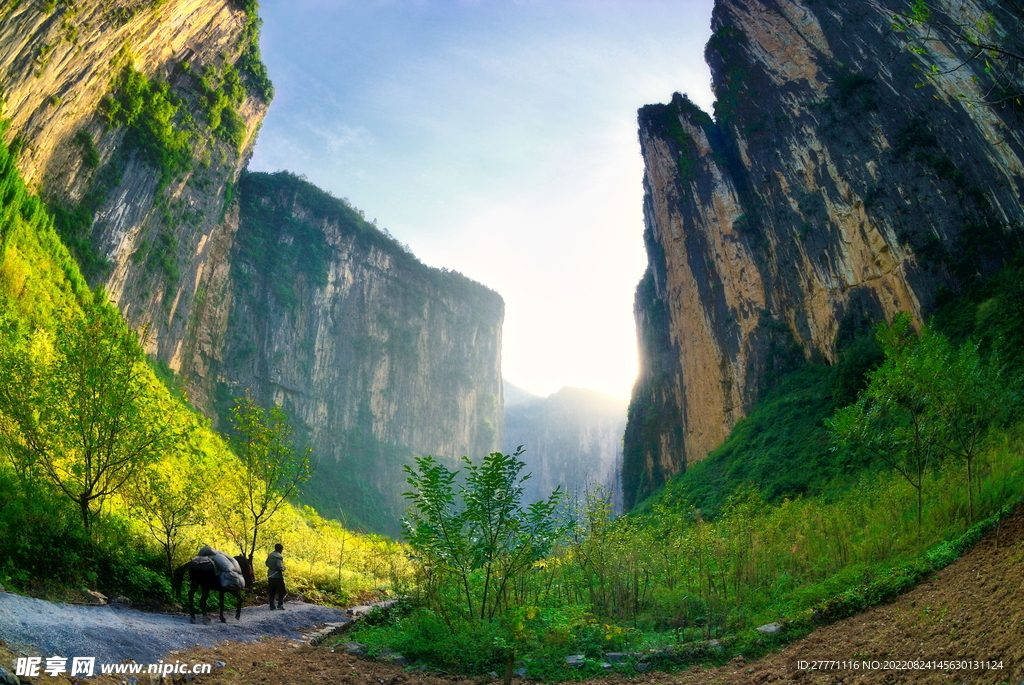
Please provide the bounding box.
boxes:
[228,393,311,563]
[0,297,174,534]
[402,448,567,684]
[829,314,1005,533]
[889,0,1024,111]
[829,316,947,539]
[403,449,566,623]
[931,342,1004,518]
[122,442,209,578]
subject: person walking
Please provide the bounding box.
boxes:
[266,543,287,610]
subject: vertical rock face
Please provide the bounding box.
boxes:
[0,0,269,368]
[623,0,1024,509]
[504,386,626,510]
[181,172,505,533]
[0,6,505,534]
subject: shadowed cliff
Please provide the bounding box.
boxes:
[624,0,1024,509]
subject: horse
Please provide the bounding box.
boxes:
[172,553,254,624]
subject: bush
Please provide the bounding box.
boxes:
[103,66,192,188]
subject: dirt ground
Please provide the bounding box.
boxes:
[92,508,1024,685]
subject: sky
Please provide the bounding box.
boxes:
[249,0,716,401]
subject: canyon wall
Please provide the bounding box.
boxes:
[0,0,269,367]
[182,171,504,533]
[0,2,505,534]
[623,0,1024,509]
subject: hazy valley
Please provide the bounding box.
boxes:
[1,0,1023,681]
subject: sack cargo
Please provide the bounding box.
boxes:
[197,545,245,589]
[219,569,245,589]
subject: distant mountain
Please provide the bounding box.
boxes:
[503,379,542,408]
[504,386,627,510]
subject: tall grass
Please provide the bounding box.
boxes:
[571,425,1024,641]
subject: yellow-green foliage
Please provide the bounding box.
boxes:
[0,127,397,604]
[570,426,1024,640]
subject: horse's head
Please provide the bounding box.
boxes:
[235,555,255,590]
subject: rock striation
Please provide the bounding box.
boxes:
[0,0,268,364]
[0,2,505,533]
[182,172,504,533]
[623,0,1024,509]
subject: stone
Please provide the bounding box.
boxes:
[514,668,527,677]
[603,652,630,663]
[755,623,783,636]
[635,662,651,673]
[0,664,18,685]
[564,654,586,667]
[342,642,367,656]
[213,661,226,669]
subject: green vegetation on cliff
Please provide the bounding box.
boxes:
[226,171,504,537]
[0,130,402,606]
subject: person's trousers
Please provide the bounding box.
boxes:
[268,577,287,608]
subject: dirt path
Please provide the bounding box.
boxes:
[0,594,350,665]
[175,508,1024,685]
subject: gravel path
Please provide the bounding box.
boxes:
[0,593,351,665]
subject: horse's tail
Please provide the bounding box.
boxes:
[171,561,191,600]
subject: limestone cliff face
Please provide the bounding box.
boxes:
[504,386,626,511]
[0,0,268,368]
[181,171,505,533]
[623,0,1024,509]
[0,4,505,534]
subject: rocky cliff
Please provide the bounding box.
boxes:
[505,386,626,510]
[181,171,504,533]
[0,0,270,368]
[0,2,505,534]
[623,0,1024,509]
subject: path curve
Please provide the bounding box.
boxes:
[0,594,350,664]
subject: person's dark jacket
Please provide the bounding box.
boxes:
[266,551,285,579]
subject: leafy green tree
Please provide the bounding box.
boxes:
[829,316,947,538]
[0,297,174,534]
[402,449,566,623]
[829,314,1005,531]
[122,441,209,578]
[402,449,566,683]
[228,393,312,562]
[930,341,1004,518]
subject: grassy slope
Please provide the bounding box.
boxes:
[0,130,400,605]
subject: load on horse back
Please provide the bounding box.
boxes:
[172,545,254,624]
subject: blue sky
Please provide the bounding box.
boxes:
[249,0,715,400]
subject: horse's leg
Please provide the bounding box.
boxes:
[234,589,242,621]
[219,590,226,623]
[187,580,198,624]
[200,586,211,624]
